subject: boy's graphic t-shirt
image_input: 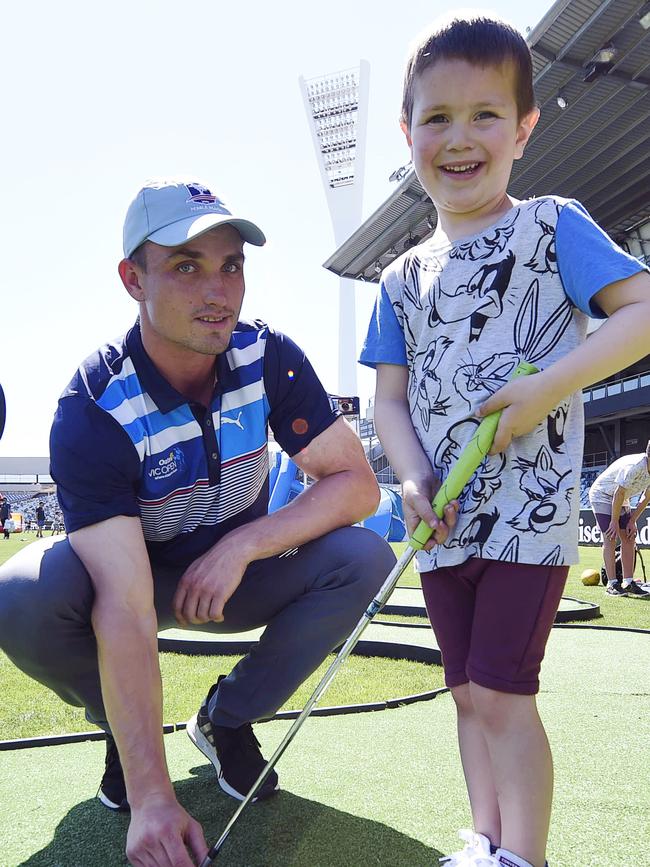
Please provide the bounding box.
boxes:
[589,454,650,512]
[361,196,647,570]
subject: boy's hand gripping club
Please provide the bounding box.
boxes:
[199,359,538,866]
[410,359,539,547]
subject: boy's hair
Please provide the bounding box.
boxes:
[401,12,536,127]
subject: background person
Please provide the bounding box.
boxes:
[1,496,11,537]
[35,501,46,538]
[588,442,650,597]
[0,177,406,867]
[361,14,650,867]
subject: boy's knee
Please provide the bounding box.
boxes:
[469,681,535,731]
[450,682,473,714]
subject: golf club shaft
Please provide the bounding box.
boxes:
[199,542,418,865]
[200,360,538,865]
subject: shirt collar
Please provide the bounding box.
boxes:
[125,320,233,412]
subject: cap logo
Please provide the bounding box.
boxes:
[185,182,222,205]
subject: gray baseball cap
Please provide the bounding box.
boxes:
[123,178,266,258]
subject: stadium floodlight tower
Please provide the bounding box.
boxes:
[299,61,370,397]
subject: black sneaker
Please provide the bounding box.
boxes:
[622,581,650,598]
[186,680,278,802]
[98,734,130,812]
[606,580,625,596]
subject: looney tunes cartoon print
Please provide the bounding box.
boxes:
[387,196,589,568]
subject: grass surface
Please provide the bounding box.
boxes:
[1,535,647,742]
[0,650,445,741]
[0,535,445,741]
[393,541,650,630]
[1,628,648,866]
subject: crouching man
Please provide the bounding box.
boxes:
[0,178,399,867]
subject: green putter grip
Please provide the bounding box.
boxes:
[409,360,539,550]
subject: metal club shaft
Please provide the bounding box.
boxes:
[199,544,417,865]
[199,361,540,864]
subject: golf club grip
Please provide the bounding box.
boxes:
[409,360,538,550]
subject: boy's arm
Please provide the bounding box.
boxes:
[477,270,650,453]
[374,364,456,549]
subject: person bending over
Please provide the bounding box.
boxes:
[588,442,650,597]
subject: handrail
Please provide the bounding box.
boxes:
[582,369,650,403]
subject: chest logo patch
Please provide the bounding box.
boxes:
[148,447,186,481]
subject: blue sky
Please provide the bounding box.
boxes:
[0,0,555,456]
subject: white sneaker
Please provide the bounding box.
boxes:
[440,829,500,866]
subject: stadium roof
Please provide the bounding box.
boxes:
[324,0,650,281]
[0,457,52,477]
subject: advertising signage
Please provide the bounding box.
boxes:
[579,509,650,548]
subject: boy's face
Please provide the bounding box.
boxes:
[402,59,539,234]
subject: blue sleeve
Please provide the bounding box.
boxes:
[49,396,142,533]
[264,330,339,457]
[359,282,408,369]
[556,201,647,318]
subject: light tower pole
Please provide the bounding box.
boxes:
[299,61,370,397]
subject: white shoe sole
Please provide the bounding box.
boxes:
[186,713,277,803]
[97,789,129,811]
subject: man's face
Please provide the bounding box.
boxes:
[403,59,538,231]
[129,224,246,359]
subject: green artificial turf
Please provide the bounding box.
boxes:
[0,650,445,742]
[1,536,648,742]
[394,541,650,630]
[1,628,648,866]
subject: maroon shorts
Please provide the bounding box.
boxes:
[421,558,568,695]
[593,510,630,533]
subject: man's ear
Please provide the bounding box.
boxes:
[118,259,145,302]
[514,106,540,160]
[400,119,413,149]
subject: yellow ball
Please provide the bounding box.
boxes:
[581,568,600,586]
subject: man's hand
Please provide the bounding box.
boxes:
[605,520,621,541]
[173,536,249,626]
[402,478,458,551]
[476,373,560,455]
[625,519,637,541]
[126,795,208,867]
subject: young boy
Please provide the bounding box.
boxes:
[360,14,650,867]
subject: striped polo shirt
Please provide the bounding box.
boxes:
[50,320,337,567]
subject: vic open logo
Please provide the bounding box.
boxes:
[148,448,185,481]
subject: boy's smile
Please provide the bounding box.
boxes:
[403,59,539,239]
